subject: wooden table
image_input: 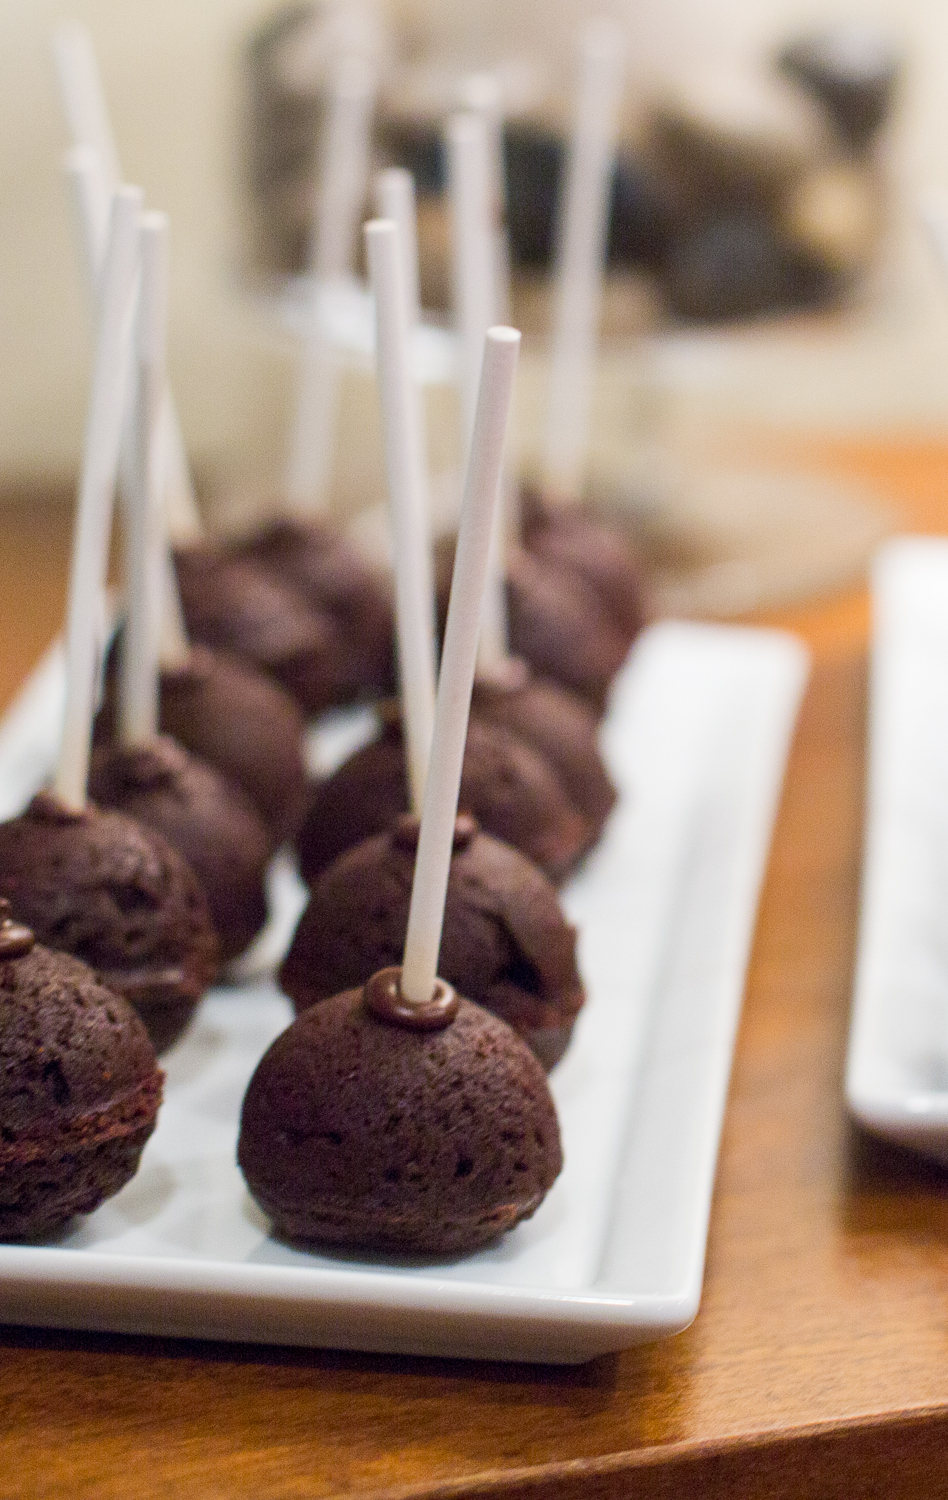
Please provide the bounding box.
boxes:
[3,441,948,1499]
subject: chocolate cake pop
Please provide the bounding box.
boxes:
[297,711,594,887]
[173,543,346,716]
[89,737,271,965]
[242,323,563,1258]
[470,658,616,832]
[520,487,648,646]
[96,641,308,848]
[504,546,631,714]
[134,644,307,848]
[435,535,629,717]
[6,189,218,1052]
[0,904,163,1241]
[238,976,562,1255]
[282,813,584,1069]
[0,793,218,1052]
[230,518,396,702]
[93,214,272,967]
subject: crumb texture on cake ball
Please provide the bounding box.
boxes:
[231,518,396,702]
[297,714,595,887]
[89,736,271,964]
[470,667,617,831]
[0,793,218,1052]
[238,990,563,1257]
[173,544,342,714]
[0,941,162,1240]
[95,639,308,847]
[281,821,585,1068]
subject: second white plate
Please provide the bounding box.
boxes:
[848,538,948,1165]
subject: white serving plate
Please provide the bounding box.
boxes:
[0,621,807,1362]
[847,538,948,1166]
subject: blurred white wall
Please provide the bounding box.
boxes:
[3,0,948,496]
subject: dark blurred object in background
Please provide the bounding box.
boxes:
[778,25,903,155]
[241,3,903,327]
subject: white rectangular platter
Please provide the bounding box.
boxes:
[848,538,948,1166]
[0,620,807,1362]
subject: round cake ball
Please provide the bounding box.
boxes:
[89,737,271,965]
[520,489,648,646]
[0,793,218,1053]
[435,535,629,715]
[297,712,594,887]
[95,643,308,848]
[471,659,617,835]
[156,648,307,847]
[238,970,563,1256]
[282,814,585,1068]
[0,906,163,1240]
[173,543,344,715]
[505,546,631,715]
[231,518,396,702]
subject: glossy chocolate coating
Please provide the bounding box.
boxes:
[0,900,34,958]
[363,967,459,1032]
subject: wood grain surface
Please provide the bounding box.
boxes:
[1,443,948,1499]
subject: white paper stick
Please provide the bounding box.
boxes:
[286,54,377,512]
[161,548,191,667]
[50,22,122,190]
[56,186,142,808]
[401,327,520,1007]
[365,220,437,815]
[446,113,512,672]
[375,168,422,333]
[53,44,201,542]
[447,112,497,459]
[119,212,170,746]
[542,19,624,499]
[459,73,511,323]
[64,149,193,667]
[64,144,110,296]
[310,54,378,280]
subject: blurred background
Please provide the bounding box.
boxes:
[4,0,948,614]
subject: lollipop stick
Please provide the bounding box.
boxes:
[447,112,511,671]
[375,168,422,334]
[286,55,377,513]
[161,548,191,666]
[56,186,142,808]
[458,72,511,322]
[401,327,521,1007]
[119,212,169,746]
[542,19,624,500]
[50,22,121,190]
[64,143,110,296]
[447,112,497,458]
[365,219,437,815]
[54,39,201,542]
